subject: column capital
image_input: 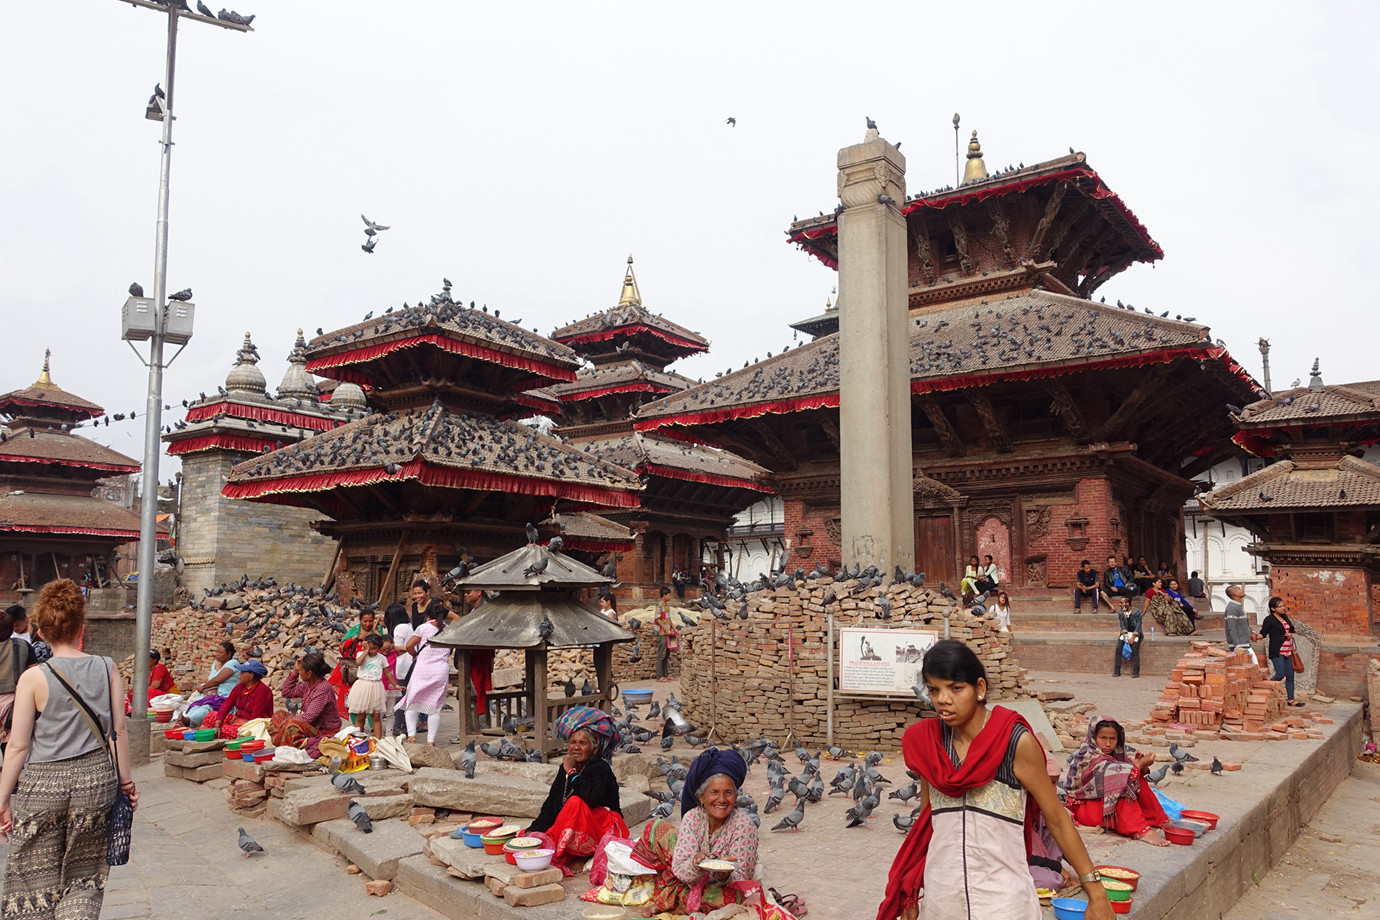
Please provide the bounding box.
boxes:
[837,137,906,208]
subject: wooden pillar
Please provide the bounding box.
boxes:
[455,649,474,738]
[531,646,551,756]
[593,644,613,713]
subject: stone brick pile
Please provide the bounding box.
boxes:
[678,576,1029,748]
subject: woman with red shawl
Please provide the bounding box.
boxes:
[525,706,626,875]
[1061,717,1171,845]
[878,640,1112,920]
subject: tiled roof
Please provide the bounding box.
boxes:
[576,433,768,487]
[0,430,140,473]
[551,303,709,353]
[547,361,696,401]
[225,399,641,500]
[638,290,1248,426]
[0,490,144,539]
[0,383,103,418]
[559,511,633,544]
[1198,455,1380,512]
[304,287,580,383]
[1236,381,1380,428]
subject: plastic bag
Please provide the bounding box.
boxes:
[1121,641,1133,660]
[1154,788,1185,821]
[272,746,313,764]
[588,827,632,887]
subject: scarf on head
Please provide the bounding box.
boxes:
[681,747,748,817]
[1062,715,1140,826]
[877,706,1042,920]
[555,705,619,762]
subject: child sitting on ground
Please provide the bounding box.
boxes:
[347,634,387,739]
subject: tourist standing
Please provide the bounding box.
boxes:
[653,586,678,683]
[1253,596,1302,706]
[878,640,1111,920]
[1073,559,1100,613]
[597,594,619,620]
[0,579,138,920]
[409,578,455,629]
[1222,585,1255,663]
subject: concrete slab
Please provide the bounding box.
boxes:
[357,794,414,821]
[394,854,591,920]
[619,786,652,826]
[311,817,424,880]
[407,767,550,817]
[997,698,1063,753]
[429,835,505,879]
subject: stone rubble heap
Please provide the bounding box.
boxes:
[678,575,1029,749]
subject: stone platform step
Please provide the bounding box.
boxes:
[1009,607,1223,632]
[1010,630,1225,676]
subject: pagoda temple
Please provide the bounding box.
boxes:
[222,281,641,604]
[1199,362,1380,677]
[0,351,144,604]
[636,136,1261,593]
[547,258,770,602]
[164,331,363,594]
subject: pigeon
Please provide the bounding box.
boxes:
[348,800,373,833]
[1146,764,1169,785]
[480,740,502,759]
[650,801,675,820]
[1169,742,1198,763]
[845,793,878,828]
[726,116,736,126]
[892,812,915,833]
[581,678,596,696]
[169,288,193,301]
[331,771,365,796]
[564,677,577,698]
[523,553,549,579]
[888,782,918,802]
[237,826,264,858]
[361,237,377,254]
[1171,761,1185,776]
[525,522,540,544]
[539,614,555,642]
[461,739,477,778]
[361,214,390,235]
[763,787,785,814]
[128,282,144,297]
[865,116,878,130]
[196,0,214,16]
[1210,756,1223,775]
[770,800,805,832]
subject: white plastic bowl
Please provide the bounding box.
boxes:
[514,848,555,871]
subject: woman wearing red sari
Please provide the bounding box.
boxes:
[204,660,274,739]
[525,706,626,876]
[878,640,1112,920]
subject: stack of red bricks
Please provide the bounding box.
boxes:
[226,778,269,816]
[1150,642,1287,739]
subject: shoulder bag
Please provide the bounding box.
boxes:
[46,658,134,866]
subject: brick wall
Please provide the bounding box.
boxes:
[1268,564,1372,636]
[178,452,338,595]
[782,500,842,569]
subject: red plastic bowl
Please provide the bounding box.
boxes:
[1164,826,1195,845]
[1111,897,1133,914]
[164,729,186,740]
[153,709,175,723]
[1179,809,1219,830]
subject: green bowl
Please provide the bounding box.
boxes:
[193,728,217,741]
[1102,879,1134,902]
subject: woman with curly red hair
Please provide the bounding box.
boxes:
[0,579,139,918]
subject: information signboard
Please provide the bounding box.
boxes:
[837,627,940,696]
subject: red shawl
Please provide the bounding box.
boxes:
[877,707,1042,920]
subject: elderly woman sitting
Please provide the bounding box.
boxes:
[205,659,274,739]
[269,652,343,759]
[526,706,627,874]
[631,747,759,916]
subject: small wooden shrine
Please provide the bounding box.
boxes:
[428,539,633,757]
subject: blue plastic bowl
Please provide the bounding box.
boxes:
[622,689,653,704]
[182,731,196,740]
[242,752,256,762]
[1052,898,1089,920]
[458,825,484,848]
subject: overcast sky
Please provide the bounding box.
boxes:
[3,2,1376,471]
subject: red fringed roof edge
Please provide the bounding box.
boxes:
[558,325,709,354]
[642,463,772,493]
[563,537,635,552]
[223,458,640,508]
[559,382,676,402]
[167,434,281,456]
[0,396,102,419]
[305,334,578,385]
[788,167,1162,270]
[0,523,142,539]
[0,454,140,473]
[637,347,1259,434]
[185,401,341,430]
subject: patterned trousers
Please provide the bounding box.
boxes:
[3,748,117,920]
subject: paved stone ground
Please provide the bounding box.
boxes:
[1223,760,1380,919]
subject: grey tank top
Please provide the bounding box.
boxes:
[31,656,114,764]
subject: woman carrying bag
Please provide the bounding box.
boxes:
[0,579,138,919]
[1253,596,1304,707]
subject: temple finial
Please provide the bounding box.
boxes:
[617,255,642,308]
[961,130,988,185]
[1308,357,1324,392]
[34,349,55,389]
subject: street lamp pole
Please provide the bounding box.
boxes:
[119,0,251,730]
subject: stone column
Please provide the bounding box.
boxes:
[837,129,915,572]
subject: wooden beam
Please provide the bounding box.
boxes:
[947,207,975,274]
[816,413,842,451]
[967,393,1013,452]
[1094,364,1173,441]
[367,483,403,518]
[1026,181,1069,261]
[751,419,799,471]
[919,397,966,457]
[985,199,1015,267]
[1044,381,1090,441]
[375,532,407,606]
[1041,198,1089,261]
[321,539,343,590]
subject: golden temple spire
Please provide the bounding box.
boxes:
[34,349,55,389]
[961,130,988,185]
[617,254,642,308]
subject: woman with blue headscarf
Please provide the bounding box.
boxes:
[526,706,626,874]
[630,747,758,915]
